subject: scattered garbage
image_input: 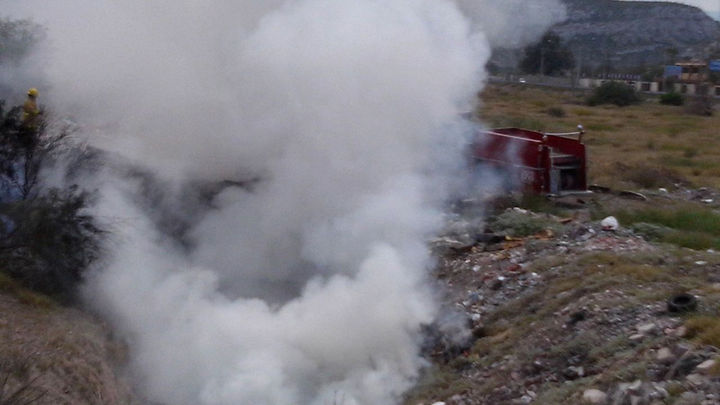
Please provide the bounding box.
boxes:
[601,216,619,231]
[589,184,611,193]
[582,388,607,404]
[618,190,648,201]
[422,186,720,404]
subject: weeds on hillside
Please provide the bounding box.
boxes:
[546,106,565,117]
[0,273,53,309]
[0,354,47,405]
[488,210,561,237]
[683,316,720,357]
[619,206,720,236]
[618,205,720,250]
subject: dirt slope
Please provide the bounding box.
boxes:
[0,287,136,405]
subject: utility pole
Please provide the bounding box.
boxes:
[575,47,582,89]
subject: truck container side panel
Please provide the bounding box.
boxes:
[472,127,587,194]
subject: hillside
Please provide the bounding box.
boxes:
[493,0,720,71]
[556,0,720,69]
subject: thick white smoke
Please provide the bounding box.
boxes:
[1,1,563,404]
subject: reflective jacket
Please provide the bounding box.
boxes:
[22,97,40,128]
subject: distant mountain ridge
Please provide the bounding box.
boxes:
[491,0,720,72]
[554,0,720,69]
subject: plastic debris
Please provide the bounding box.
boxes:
[601,216,619,231]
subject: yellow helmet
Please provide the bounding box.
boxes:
[27,88,38,97]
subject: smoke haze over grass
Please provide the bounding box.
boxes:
[0,1,564,403]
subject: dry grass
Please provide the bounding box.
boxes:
[0,286,135,404]
[478,84,720,188]
[403,366,474,404]
[0,272,55,309]
[685,316,720,347]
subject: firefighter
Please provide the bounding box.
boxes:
[20,88,41,149]
[22,88,41,131]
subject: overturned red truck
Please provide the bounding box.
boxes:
[471,127,587,194]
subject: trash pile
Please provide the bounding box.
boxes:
[412,192,720,404]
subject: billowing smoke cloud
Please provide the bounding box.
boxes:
[1,1,563,404]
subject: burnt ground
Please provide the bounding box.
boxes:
[407,188,720,405]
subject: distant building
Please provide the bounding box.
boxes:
[674,61,708,83]
[577,60,720,97]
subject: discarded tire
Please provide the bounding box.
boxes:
[667,293,697,313]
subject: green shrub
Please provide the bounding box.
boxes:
[587,81,641,107]
[546,106,566,117]
[0,187,103,300]
[0,101,103,300]
[489,209,560,237]
[659,92,684,106]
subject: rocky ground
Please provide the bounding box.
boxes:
[407,187,720,405]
